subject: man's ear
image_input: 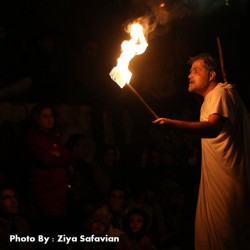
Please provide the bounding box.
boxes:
[209,71,216,81]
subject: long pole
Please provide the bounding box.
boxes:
[126,84,159,119]
[217,37,227,83]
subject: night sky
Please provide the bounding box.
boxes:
[0,0,249,111]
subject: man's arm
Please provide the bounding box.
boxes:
[152,113,228,138]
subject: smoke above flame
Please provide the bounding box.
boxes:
[127,0,170,38]
[127,0,232,40]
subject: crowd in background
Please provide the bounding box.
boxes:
[0,2,248,249]
[0,102,201,250]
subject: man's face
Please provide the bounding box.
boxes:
[188,59,210,95]
[0,189,19,215]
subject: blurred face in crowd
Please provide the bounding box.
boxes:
[91,220,107,236]
[109,190,126,213]
[103,148,117,166]
[74,138,90,160]
[129,214,144,233]
[0,189,19,216]
[36,108,55,130]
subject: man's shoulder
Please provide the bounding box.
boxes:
[210,82,233,98]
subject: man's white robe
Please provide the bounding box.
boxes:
[195,83,250,250]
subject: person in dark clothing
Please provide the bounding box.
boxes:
[0,182,35,250]
[23,102,73,247]
[66,133,102,224]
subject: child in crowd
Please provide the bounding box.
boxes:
[115,207,156,250]
[80,213,117,250]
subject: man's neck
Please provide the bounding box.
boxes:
[202,81,218,98]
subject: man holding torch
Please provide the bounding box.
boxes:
[153,53,250,250]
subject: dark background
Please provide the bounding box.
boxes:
[0,0,249,112]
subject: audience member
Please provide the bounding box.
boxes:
[78,212,117,250]
[0,182,35,250]
[66,133,103,231]
[115,207,156,250]
[127,186,168,249]
[160,181,194,250]
[23,102,73,242]
[94,144,124,196]
[93,184,129,237]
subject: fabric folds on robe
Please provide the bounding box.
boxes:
[195,83,250,250]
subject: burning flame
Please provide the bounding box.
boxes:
[109,22,148,88]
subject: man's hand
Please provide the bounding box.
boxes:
[152,117,173,126]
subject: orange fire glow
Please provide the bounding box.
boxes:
[109,22,148,88]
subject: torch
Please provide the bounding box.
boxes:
[109,22,159,119]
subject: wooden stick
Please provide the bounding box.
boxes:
[126,84,159,119]
[217,37,227,83]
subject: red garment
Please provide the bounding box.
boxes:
[25,128,72,216]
